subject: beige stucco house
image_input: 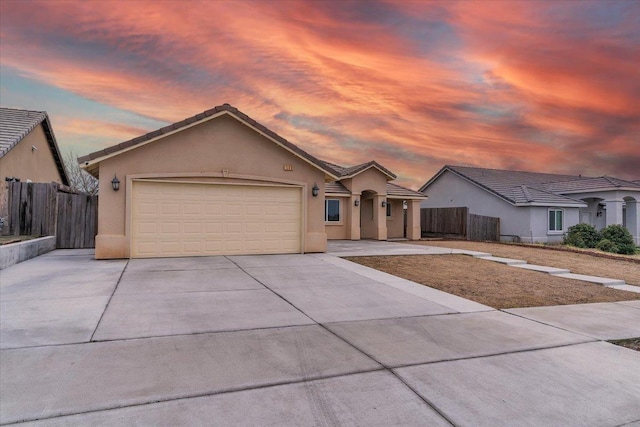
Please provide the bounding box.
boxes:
[79,104,425,259]
[0,107,69,234]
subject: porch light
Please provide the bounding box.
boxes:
[111,175,120,192]
[354,199,360,207]
[381,199,387,208]
[311,183,319,197]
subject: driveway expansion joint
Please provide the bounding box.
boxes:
[89,259,129,342]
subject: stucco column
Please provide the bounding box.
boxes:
[406,200,421,240]
[350,195,360,240]
[625,199,639,245]
[604,199,624,227]
[375,195,387,240]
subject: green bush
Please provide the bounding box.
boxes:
[601,224,636,254]
[564,224,601,248]
[616,243,638,255]
[595,238,618,253]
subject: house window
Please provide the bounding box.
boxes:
[548,209,563,232]
[386,201,392,218]
[325,199,340,222]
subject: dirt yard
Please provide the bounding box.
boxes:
[408,241,640,286]
[610,338,640,352]
[345,254,640,309]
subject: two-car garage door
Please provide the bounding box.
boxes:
[131,181,302,258]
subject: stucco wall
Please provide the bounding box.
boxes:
[348,169,389,240]
[94,114,328,258]
[0,124,63,184]
[421,171,531,241]
[324,196,349,239]
[421,171,582,243]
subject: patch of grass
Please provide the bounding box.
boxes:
[345,254,640,309]
[609,338,640,352]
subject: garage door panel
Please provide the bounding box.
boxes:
[132,181,302,258]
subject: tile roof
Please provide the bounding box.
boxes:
[422,165,595,206]
[543,176,640,193]
[78,104,340,179]
[386,182,427,199]
[320,160,396,180]
[0,108,47,158]
[325,181,350,195]
[324,181,425,199]
[0,107,69,185]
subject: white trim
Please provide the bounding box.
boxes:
[548,208,565,232]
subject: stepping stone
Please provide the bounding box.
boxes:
[607,284,640,294]
[473,255,527,266]
[512,264,570,274]
[453,250,492,257]
[553,273,625,287]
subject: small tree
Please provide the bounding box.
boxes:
[64,150,99,195]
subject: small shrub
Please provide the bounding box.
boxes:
[601,224,635,254]
[616,243,638,255]
[564,224,601,248]
[596,238,618,253]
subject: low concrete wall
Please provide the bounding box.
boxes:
[0,236,56,270]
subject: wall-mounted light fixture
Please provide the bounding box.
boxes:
[311,183,319,197]
[381,199,387,208]
[354,199,360,207]
[111,175,120,191]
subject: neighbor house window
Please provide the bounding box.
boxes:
[325,199,340,222]
[548,209,563,232]
[386,201,392,218]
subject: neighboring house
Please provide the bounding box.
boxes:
[419,165,640,245]
[0,107,69,234]
[79,104,425,259]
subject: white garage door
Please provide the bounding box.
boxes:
[131,181,302,258]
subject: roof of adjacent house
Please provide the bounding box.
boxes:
[419,165,640,207]
[0,107,69,186]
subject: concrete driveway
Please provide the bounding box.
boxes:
[1,247,640,426]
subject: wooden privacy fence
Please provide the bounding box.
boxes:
[6,182,98,248]
[421,207,500,241]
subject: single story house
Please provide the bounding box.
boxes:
[79,104,425,259]
[0,107,69,234]
[419,165,640,245]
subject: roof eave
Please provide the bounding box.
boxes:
[516,202,588,208]
[339,163,396,180]
[78,109,340,181]
[386,194,428,200]
[557,187,640,194]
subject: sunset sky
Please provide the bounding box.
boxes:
[1,0,638,188]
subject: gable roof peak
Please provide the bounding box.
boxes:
[78,104,339,179]
[0,107,69,185]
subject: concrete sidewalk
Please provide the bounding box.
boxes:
[1,247,639,426]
